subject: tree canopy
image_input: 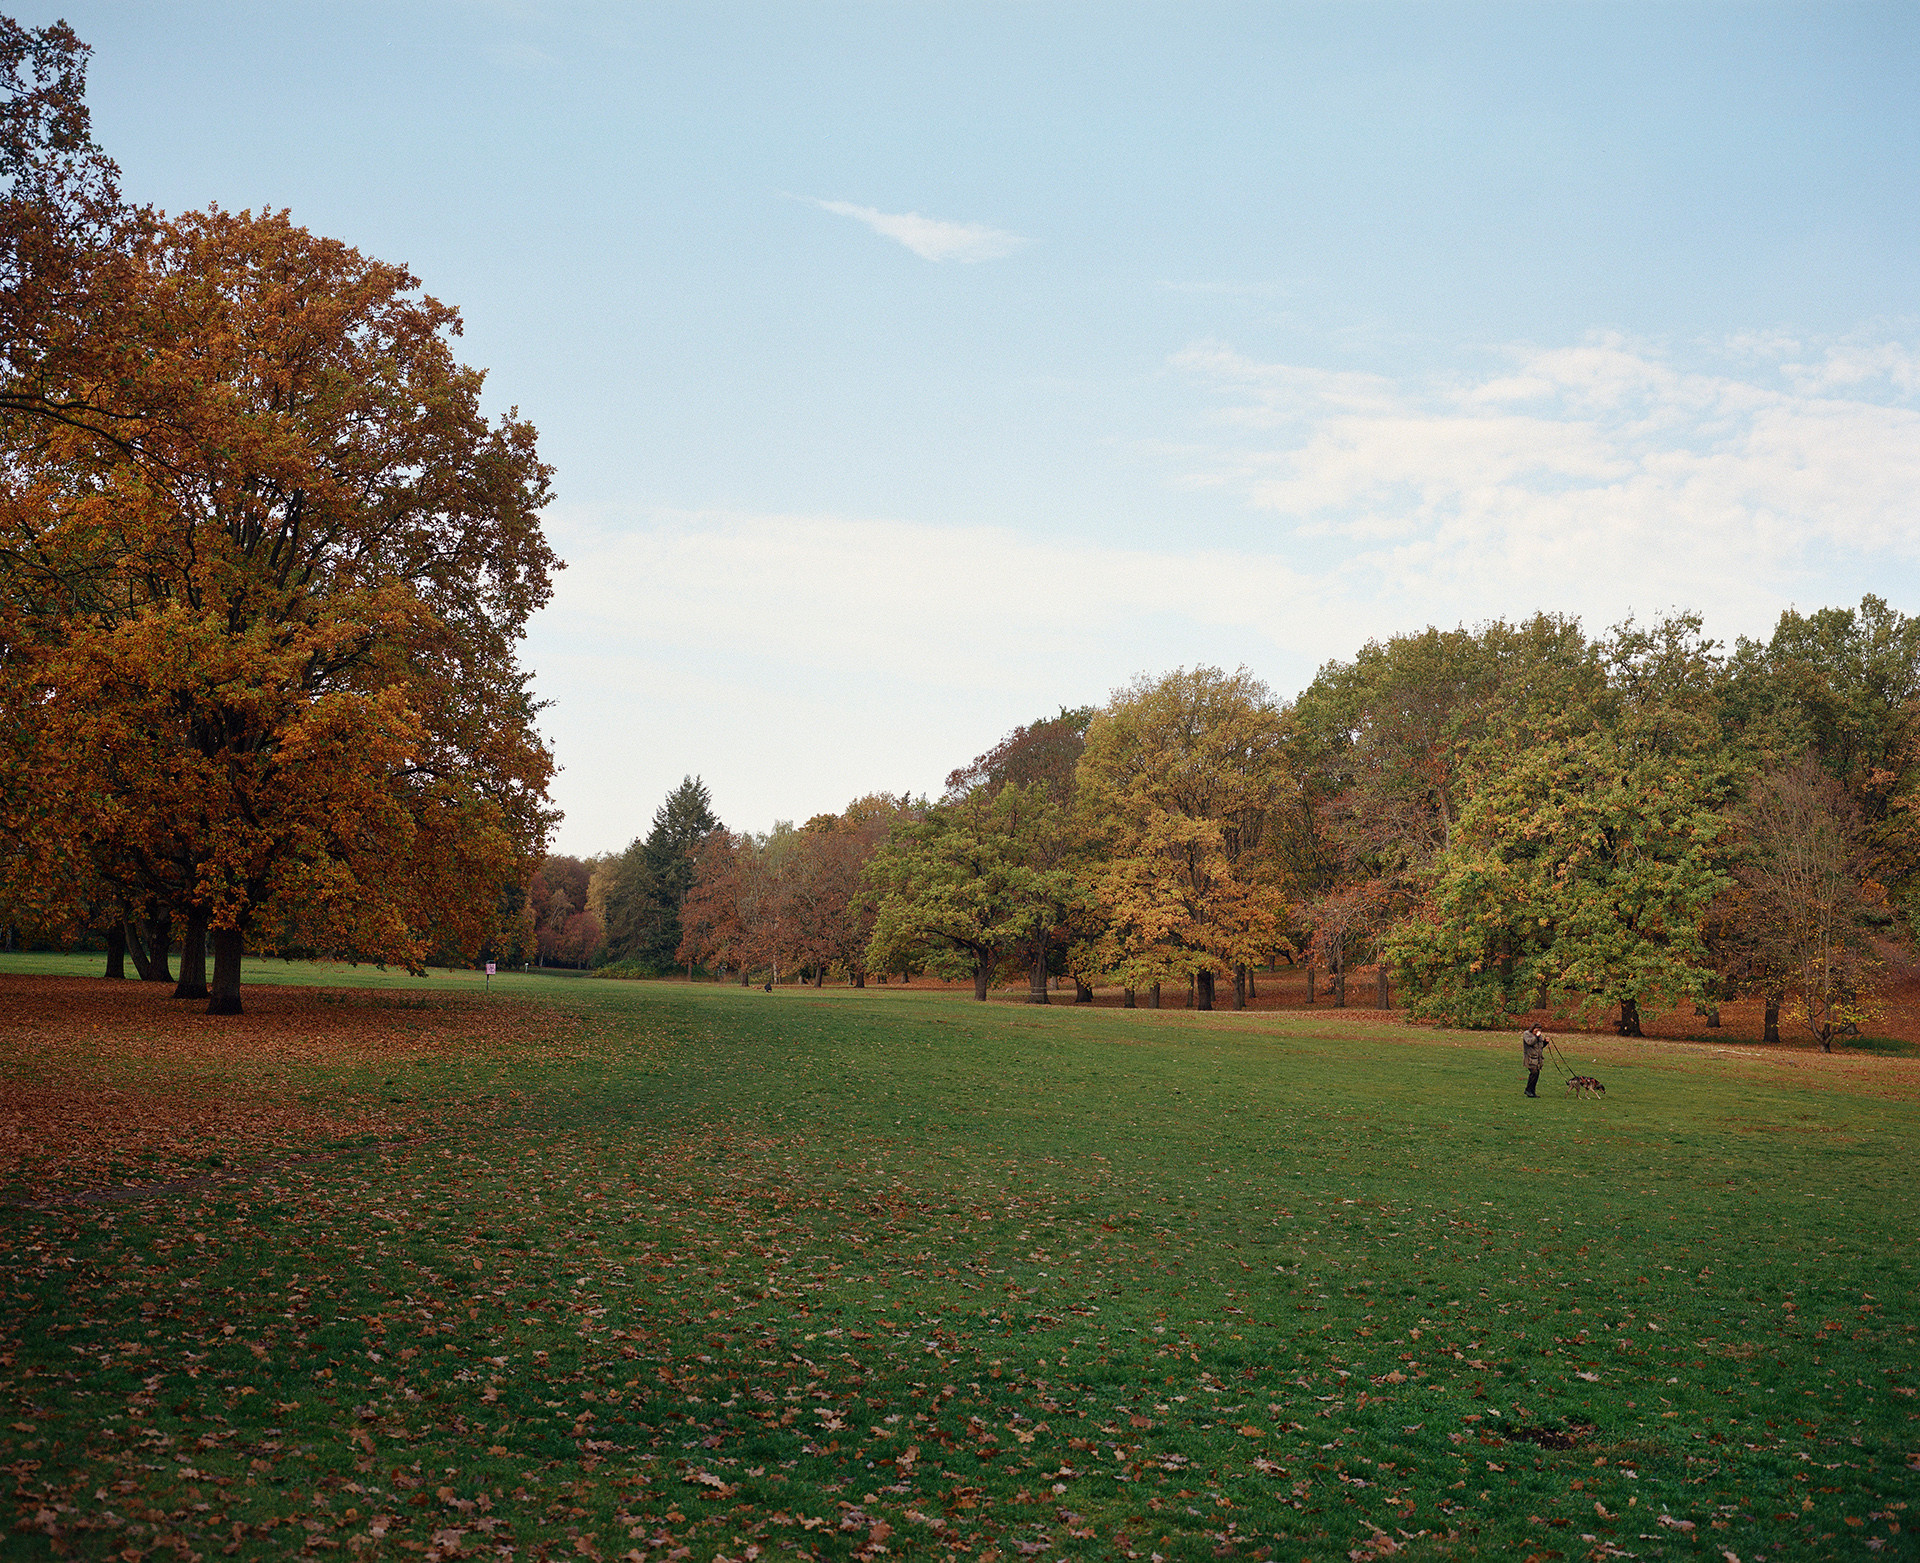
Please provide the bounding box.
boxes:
[0,55,559,1011]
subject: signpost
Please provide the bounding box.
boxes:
[485,961,496,992]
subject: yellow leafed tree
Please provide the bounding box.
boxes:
[1076,667,1297,1010]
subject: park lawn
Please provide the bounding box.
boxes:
[1,962,1916,1562]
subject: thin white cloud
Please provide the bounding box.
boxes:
[1173,331,1920,619]
[813,199,1025,262]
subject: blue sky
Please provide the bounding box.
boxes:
[42,1,1920,851]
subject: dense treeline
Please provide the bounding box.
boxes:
[556,602,1913,1047]
[0,21,556,1010]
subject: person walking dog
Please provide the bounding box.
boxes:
[1522,1024,1548,1098]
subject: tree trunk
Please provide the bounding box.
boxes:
[739,968,750,987]
[1073,978,1092,1004]
[1247,969,1257,998]
[207,926,244,1015]
[973,963,991,1002]
[124,919,153,980]
[1618,997,1643,1037]
[1123,987,1137,1009]
[1377,964,1390,1010]
[104,924,127,979]
[1027,948,1049,1004]
[1764,993,1781,1045]
[854,970,866,989]
[1232,965,1246,1010]
[138,913,172,983]
[814,965,825,988]
[1306,966,1315,1005]
[1332,951,1345,1008]
[1149,982,1161,1009]
[1196,969,1214,1011]
[174,909,209,1000]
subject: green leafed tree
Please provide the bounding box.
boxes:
[601,776,718,971]
[864,782,1075,1002]
[1388,616,1736,1031]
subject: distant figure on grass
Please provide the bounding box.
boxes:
[1522,1024,1548,1098]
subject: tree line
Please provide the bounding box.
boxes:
[0,20,556,1010]
[553,603,1915,1048]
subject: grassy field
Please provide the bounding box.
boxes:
[1,955,1916,1562]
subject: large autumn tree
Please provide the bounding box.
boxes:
[0,205,558,1011]
[1076,666,1295,1010]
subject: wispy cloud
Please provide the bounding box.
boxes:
[812,199,1025,262]
[1171,332,1920,627]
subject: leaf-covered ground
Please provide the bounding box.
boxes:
[2,959,1916,1562]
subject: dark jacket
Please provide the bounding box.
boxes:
[1522,1029,1546,1069]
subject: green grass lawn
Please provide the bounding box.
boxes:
[2,958,1916,1561]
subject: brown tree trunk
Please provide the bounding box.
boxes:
[124,919,154,980]
[1232,965,1246,1010]
[1123,987,1137,1009]
[1197,969,1214,1011]
[1028,949,1049,1004]
[1763,993,1781,1044]
[1306,966,1315,1005]
[814,965,824,988]
[854,970,866,988]
[973,963,991,1002]
[174,909,209,1000]
[104,924,127,979]
[1377,964,1390,1010]
[207,926,244,1015]
[1247,970,1257,998]
[1149,982,1161,1009]
[1332,949,1345,1008]
[740,968,750,987]
[1073,977,1092,1004]
[139,913,172,983]
[1618,997,1643,1037]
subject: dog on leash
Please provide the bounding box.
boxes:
[1566,1074,1606,1099]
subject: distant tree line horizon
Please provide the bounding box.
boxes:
[522,597,1916,1047]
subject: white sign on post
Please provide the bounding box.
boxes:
[485,962,496,975]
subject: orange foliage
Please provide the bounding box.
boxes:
[0,208,557,1009]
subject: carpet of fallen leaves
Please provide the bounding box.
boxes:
[0,976,584,1203]
[2,972,1916,1563]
